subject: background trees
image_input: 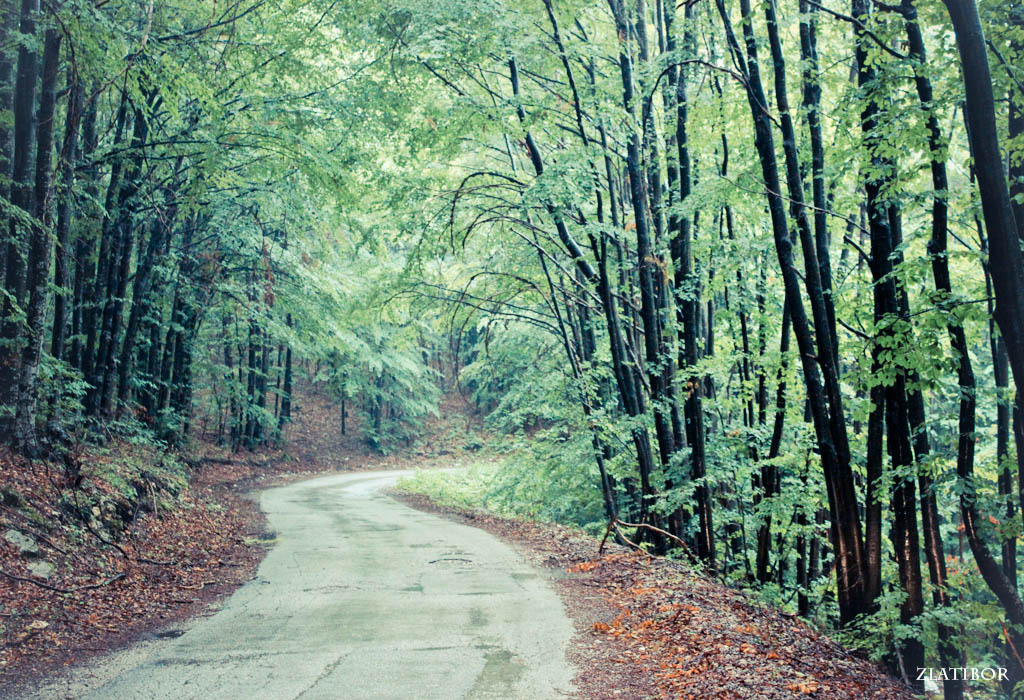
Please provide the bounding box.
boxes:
[0,0,1022,695]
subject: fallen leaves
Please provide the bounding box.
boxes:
[0,443,267,684]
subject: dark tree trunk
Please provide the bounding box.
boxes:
[99,100,150,415]
[223,314,237,446]
[942,0,1024,663]
[756,307,790,583]
[608,0,673,552]
[798,0,837,369]
[852,0,924,678]
[666,0,714,565]
[50,73,84,366]
[942,2,1024,506]
[763,0,850,500]
[0,3,16,221]
[13,26,61,452]
[899,3,963,694]
[0,0,40,438]
[71,88,99,372]
[278,314,293,428]
[117,165,181,413]
[716,0,867,625]
[84,93,129,410]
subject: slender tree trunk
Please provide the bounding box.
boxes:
[71,88,99,372]
[50,73,83,365]
[14,26,61,452]
[665,0,714,565]
[0,3,16,244]
[0,0,40,438]
[84,93,129,412]
[278,314,293,428]
[117,165,180,412]
[852,1,924,677]
[608,0,675,551]
[942,1,1024,490]
[898,3,963,693]
[100,100,150,415]
[715,0,867,624]
[798,0,837,369]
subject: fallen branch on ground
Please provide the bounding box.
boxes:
[0,569,126,594]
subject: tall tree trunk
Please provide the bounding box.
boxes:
[83,92,129,412]
[798,0,838,369]
[942,1,1024,489]
[0,3,16,226]
[278,314,293,428]
[941,1,1024,682]
[666,0,714,565]
[13,27,60,452]
[99,101,150,415]
[607,0,668,547]
[71,88,99,373]
[715,0,867,624]
[0,0,40,439]
[852,1,925,679]
[13,27,61,452]
[50,73,84,366]
[898,2,963,694]
[117,165,181,413]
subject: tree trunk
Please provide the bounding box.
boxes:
[84,93,130,411]
[13,26,61,452]
[117,165,181,412]
[0,0,40,439]
[71,88,99,372]
[665,0,714,565]
[50,73,83,366]
[99,101,150,415]
[278,314,293,428]
[942,0,1024,487]
[899,3,963,694]
[716,0,867,625]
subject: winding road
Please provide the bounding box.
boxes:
[17,471,576,700]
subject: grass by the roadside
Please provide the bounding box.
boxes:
[394,452,609,537]
[394,461,501,512]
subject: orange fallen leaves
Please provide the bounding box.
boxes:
[786,680,821,695]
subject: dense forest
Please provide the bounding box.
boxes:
[0,0,1023,696]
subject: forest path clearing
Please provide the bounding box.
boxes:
[15,470,576,700]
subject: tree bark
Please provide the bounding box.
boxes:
[50,73,84,365]
[13,26,60,452]
[0,0,40,439]
[940,0,1024,669]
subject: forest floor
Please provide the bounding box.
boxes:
[2,382,918,699]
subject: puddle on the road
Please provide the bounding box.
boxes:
[469,608,488,628]
[467,646,524,699]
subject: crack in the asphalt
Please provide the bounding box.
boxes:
[290,651,352,700]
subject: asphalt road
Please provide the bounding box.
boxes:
[16,471,576,700]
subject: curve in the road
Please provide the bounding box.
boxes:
[16,470,576,700]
